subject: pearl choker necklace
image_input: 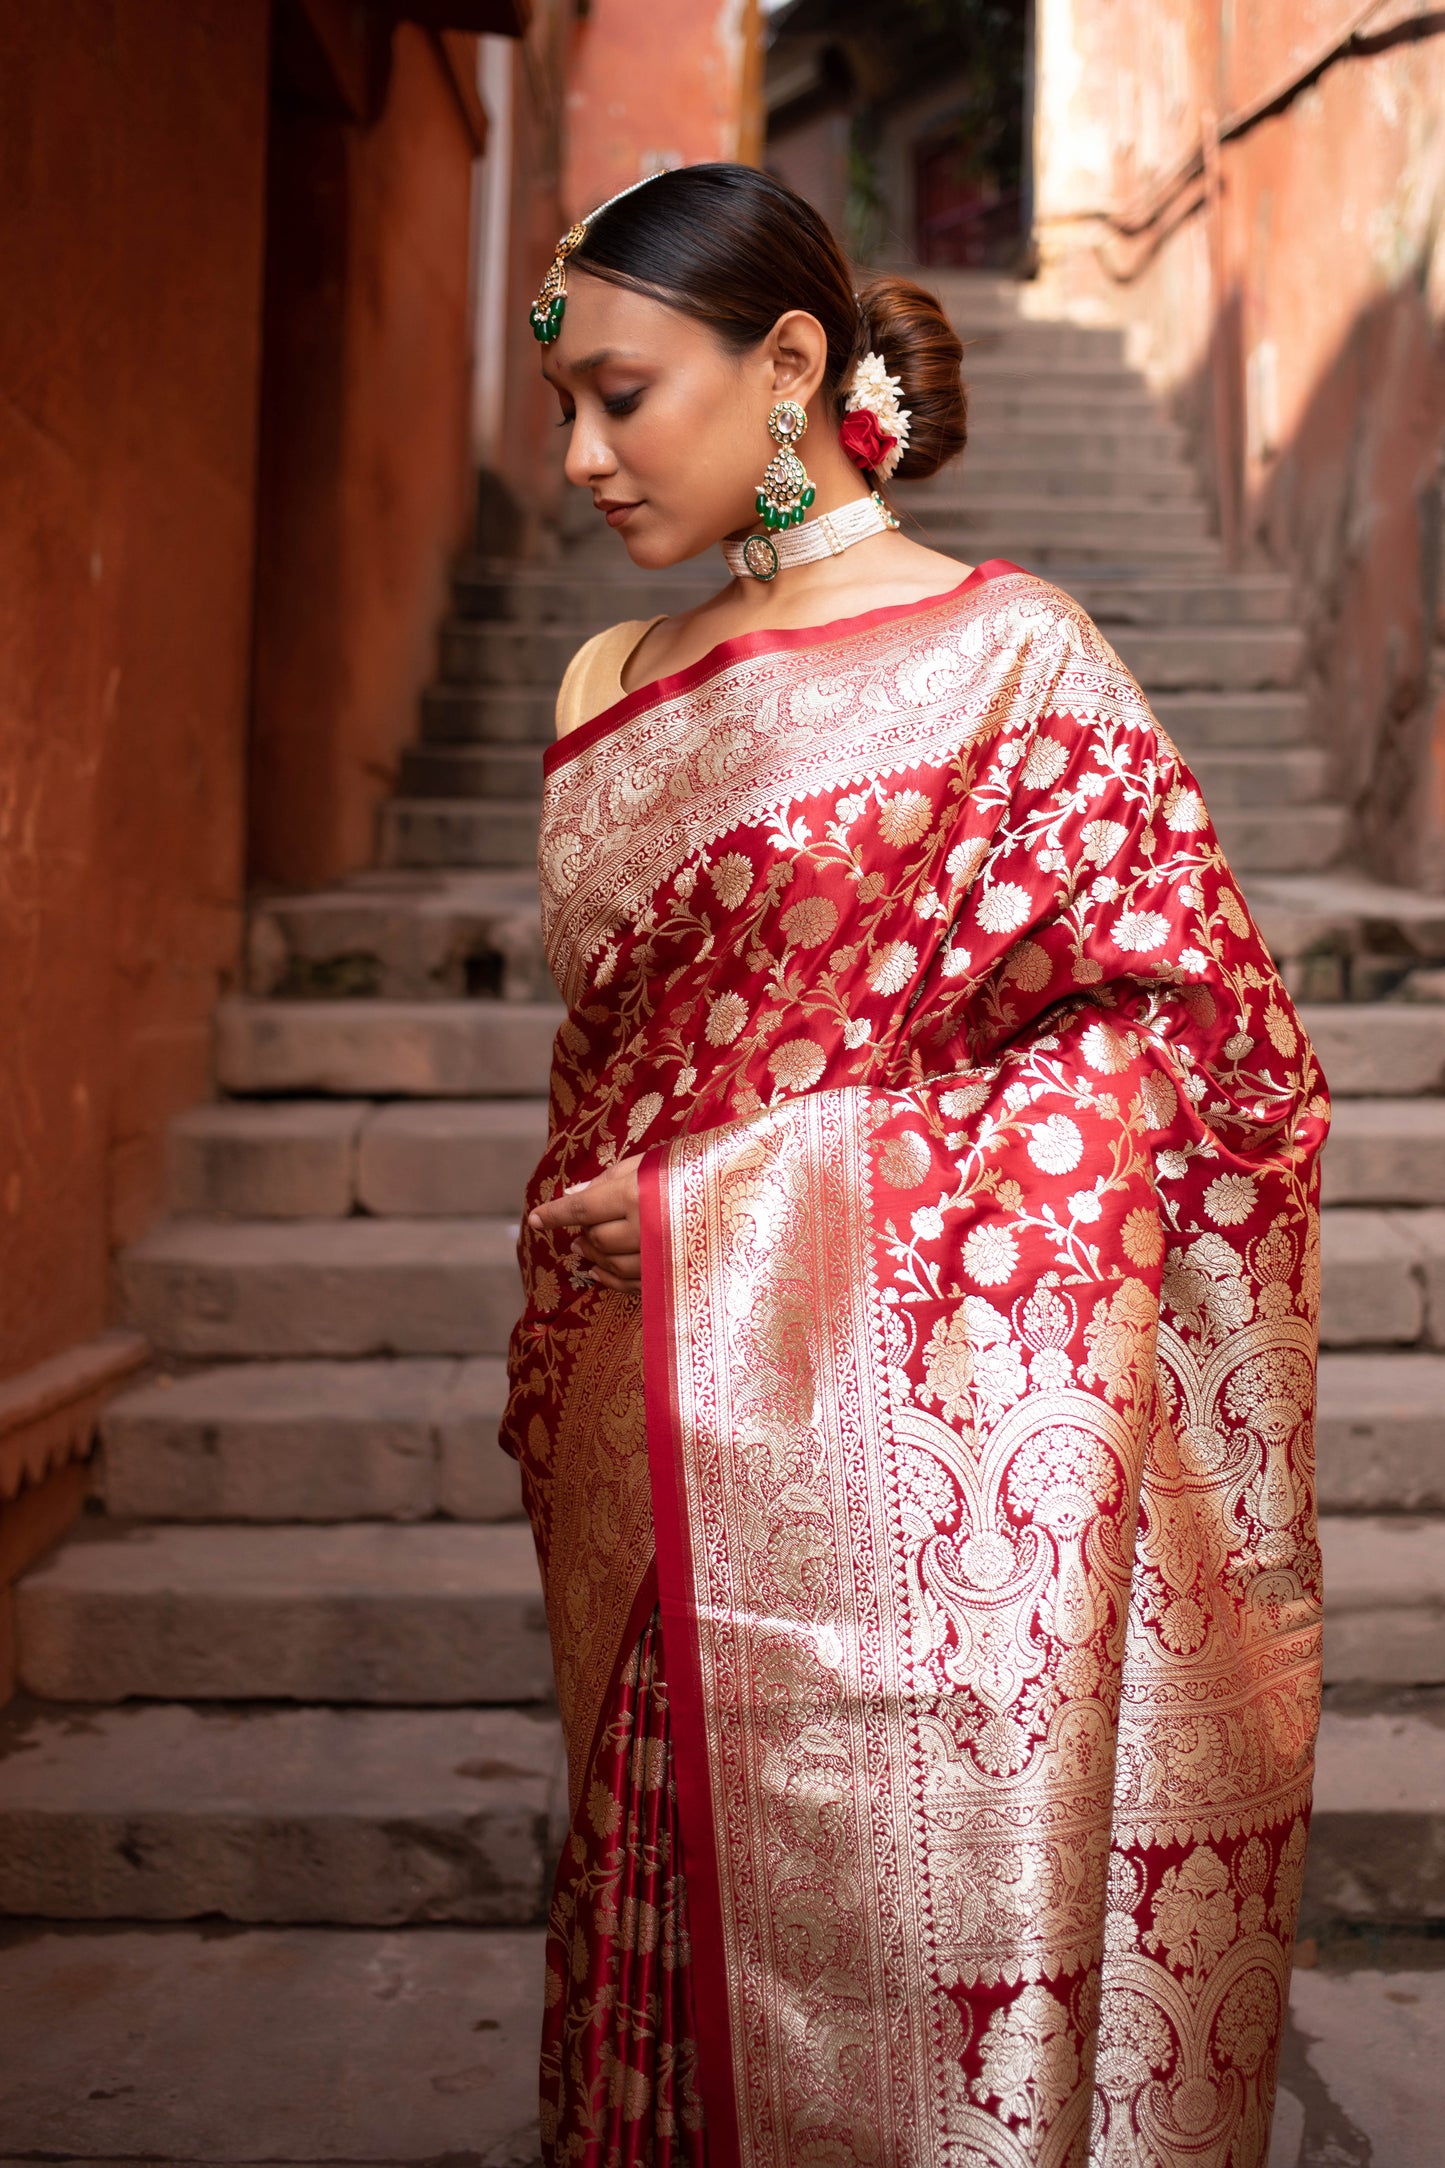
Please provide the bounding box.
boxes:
[723,490,901,582]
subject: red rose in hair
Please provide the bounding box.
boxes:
[840,408,897,472]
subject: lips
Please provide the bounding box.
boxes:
[596,500,642,527]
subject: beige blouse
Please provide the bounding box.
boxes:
[555,616,666,737]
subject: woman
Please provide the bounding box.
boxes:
[503,164,1326,2168]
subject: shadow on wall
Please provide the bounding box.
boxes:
[1170,271,1445,894]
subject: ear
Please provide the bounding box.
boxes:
[765,309,829,408]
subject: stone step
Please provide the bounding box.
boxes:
[1244,873,1445,1005]
[961,358,1150,397]
[964,392,1162,432]
[1320,1515,1445,1686]
[1111,624,1304,691]
[216,996,560,1096]
[15,1520,551,1704]
[359,1099,548,1215]
[0,1700,562,1924]
[1319,1209,1444,1348]
[956,318,1129,363]
[916,457,1198,503]
[167,1100,370,1219]
[1296,1001,1445,1095]
[101,1356,521,1523]
[1153,691,1311,748]
[0,1923,547,2167]
[1209,802,1348,873]
[1316,1355,1445,1513]
[400,742,544,800]
[245,868,552,1003]
[381,796,539,870]
[1304,1695,1445,1928]
[1059,574,1295,627]
[166,1097,547,1221]
[913,495,1212,548]
[1322,1100,1445,1207]
[422,681,556,744]
[926,426,1187,468]
[119,1216,523,1359]
[1190,746,1327,810]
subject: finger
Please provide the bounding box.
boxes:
[586,1256,642,1289]
[529,1188,605,1233]
[579,1219,640,1260]
[529,1169,633,1233]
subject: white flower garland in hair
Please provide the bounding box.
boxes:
[843,351,912,485]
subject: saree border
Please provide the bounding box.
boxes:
[640,1145,744,2168]
[543,559,1017,780]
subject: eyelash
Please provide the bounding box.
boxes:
[556,391,642,428]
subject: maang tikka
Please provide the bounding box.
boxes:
[529,171,668,345]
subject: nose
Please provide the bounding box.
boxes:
[564,412,616,492]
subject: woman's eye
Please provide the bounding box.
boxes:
[555,409,576,430]
[604,391,642,417]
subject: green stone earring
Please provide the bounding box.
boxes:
[756,400,815,527]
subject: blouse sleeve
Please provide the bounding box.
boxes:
[554,618,661,738]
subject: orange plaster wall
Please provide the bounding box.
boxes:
[562,0,759,217]
[1033,0,1445,887]
[0,1,269,1380]
[247,25,480,891]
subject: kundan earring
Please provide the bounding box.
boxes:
[740,401,816,581]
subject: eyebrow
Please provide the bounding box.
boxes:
[541,347,639,384]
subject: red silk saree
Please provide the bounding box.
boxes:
[503,560,1327,2168]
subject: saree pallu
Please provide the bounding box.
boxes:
[503,561,1327,2168]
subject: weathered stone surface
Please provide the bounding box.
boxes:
[1109,624,1304,690]
[1154,690,1310,746]
[399,742,545,800]
[1322,1099,1445,1206]
[1208,803,1348,873]
[0,1701,563,1924]
[1400,1209,1445,1348]
[99,1357,521,1522]
[1304,1697,1445,1926]
[119,1217,524,1357]
[216,996,560,1096]
[16,1522,551,1704]
[1318,1210,1424,1346]
[245,870,551,1003]
[1316,1355,1445,1512]
[1319,1517,1445,1685]
[381,797,542,870]
[0,1923,546,2164]
[1297,1002,1445,1095]
[164,1101,367,1219]
[1189,746,1326,809]
[357,1100,549,1217]
[438,1357,523,1520]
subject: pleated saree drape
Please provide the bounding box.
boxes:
[502,561,1327,2168]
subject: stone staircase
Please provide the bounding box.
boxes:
[3,271,1444,2154]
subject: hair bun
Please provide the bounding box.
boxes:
[855,275,967,484]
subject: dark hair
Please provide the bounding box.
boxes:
[573,164,967,484]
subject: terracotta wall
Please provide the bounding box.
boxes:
[0,0,270,1377]
[247,25,482,890]
[1033,1,1445,888]
[562,0,762,216]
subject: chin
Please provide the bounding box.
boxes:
[617,520,725,572]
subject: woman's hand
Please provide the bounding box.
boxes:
[527,1154,644,1291]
